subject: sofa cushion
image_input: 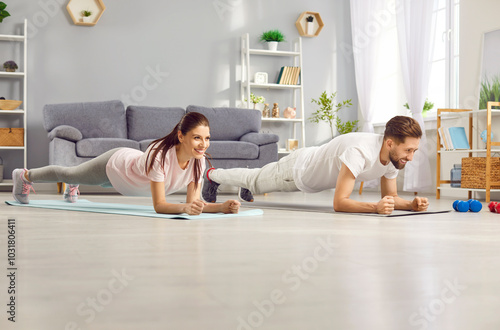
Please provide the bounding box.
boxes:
[127,106,185,141]
[43,100,127,139]
[139,140,155,151]
[207,141,258,159]
[76,138,140,157]
[186,105,261,141]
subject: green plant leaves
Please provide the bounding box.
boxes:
[309,91,356,138]
[0,2,10,23]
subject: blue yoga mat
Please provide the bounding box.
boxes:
[5,199,264,220]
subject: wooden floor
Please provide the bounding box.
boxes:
[1,190,500,330]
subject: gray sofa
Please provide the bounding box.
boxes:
[43,100,279,178]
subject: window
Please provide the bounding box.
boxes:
[371,0,460,123]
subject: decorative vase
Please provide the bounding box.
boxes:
[272,103,280,118]
[283,107,296,119]
[267,41,278,51]
[307,22,314,35]
[262,104,270,118]
[82,16,91,23]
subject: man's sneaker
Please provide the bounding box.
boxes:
[12,168,35,204]
[238,187,254,202]
[63,184,80,203]
[202,168,220,203]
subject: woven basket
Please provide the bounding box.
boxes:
[0,100,22,110]
[0,128,24,146]
[461,157,500,189]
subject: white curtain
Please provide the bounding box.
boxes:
[350,0,386,133]
[396,0,434,192]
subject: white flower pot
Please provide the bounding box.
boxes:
[267,41,278,51]
[82,16,91,23]
[307,22,314,35]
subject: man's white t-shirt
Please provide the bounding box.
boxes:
[292,133,399,193]
[105,145,205,197]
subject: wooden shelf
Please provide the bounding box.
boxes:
[436,104,500,202]
[67,0,106,26]
[295,11,324,37]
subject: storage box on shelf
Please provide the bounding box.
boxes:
[241,33,305,155]
[0,19,28,187]
[436,102,500,202]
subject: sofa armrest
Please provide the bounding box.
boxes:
[239,132,279,146]
[48,125,83,142]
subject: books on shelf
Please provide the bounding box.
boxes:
[276,66,301,85]
[438,126,470,150]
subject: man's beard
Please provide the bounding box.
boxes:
[389,150,407,169]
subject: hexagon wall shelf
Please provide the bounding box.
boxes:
[295,11,324,37]
[67,0,106,26]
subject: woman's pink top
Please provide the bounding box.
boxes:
[105,145,205,197]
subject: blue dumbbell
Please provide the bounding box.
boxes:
[453,200,469,212]
[467,199,483,212]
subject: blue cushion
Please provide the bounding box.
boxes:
[127,106,185,141]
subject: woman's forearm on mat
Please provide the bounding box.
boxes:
[153,202,188,214]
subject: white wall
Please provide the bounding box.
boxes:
[0,0,358,178]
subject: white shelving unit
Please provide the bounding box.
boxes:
[0,19,28,187]
[241,33,306,154]
[436,104,500,202]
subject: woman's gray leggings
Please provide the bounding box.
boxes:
[28,148,120,186]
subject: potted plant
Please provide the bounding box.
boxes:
[309,91,357,139]
[246,92,265,109]
[403,98,434,117]
[81,10,92,23]
[306,15,314,35]
[260,29,285,51]
[0,2,10,23]
[3,60,18,72]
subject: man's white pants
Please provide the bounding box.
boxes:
[210,149,304,194]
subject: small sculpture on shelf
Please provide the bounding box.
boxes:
[272,103,280,118]
[262,103,270,118]
[3,60,18,72]
[283,107,296,119]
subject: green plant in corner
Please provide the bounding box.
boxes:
[259,30,286,42]
[81,10,92,17]
[309,91,357,139]
[0,2,11,23]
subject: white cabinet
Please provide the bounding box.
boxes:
[0,19,28,186]
[241,33,305,154]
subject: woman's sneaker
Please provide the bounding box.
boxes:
[12,168,35,204]
[63,184,80,203]
[238,187,254,202]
